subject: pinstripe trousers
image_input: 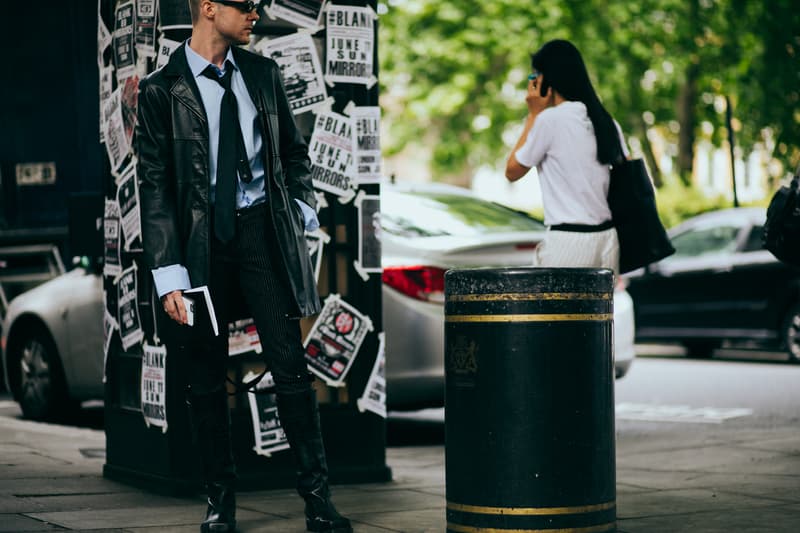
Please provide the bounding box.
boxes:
[187,202,310,397]
[184,202,311,484]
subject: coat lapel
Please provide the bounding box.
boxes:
[164,43,207,123]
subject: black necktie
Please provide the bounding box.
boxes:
[202,61,253,243]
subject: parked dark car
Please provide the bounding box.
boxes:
[626,207,800,361]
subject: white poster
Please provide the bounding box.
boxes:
[353,190,381,281]
[135,0,158,57]
[305,228,330,283]
[103,198,122,277]
[117,263,144,350]
[266,0,326,30]
[141,342,168,432]
[357,332,386,418]
[309,111,355,202]
[116,164,142,251]
[156,36,181,70]
[113,0,136,82]
[97,2,112,67]
[99,65,115,143]
[253,32,328,115]
[245,371,291,457]
[324,5,376,87]
[102,87,130,171]
[303,294,373,387]
[102,307,118,384]
[228,318,263,356]
[349,105,381,184]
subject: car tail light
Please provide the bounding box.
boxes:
[515,242,538,250]
[382,266,446,304]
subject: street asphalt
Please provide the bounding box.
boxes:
[0,397,799,532]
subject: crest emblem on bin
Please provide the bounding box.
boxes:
[447,335,478,386]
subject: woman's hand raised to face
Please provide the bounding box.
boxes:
[525,74,554,115]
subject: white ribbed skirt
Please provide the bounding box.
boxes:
[532,227,620,276]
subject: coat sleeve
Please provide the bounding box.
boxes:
[272,65,316,210]
[136,77,183,272]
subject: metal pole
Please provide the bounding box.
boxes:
[725,95,740,207]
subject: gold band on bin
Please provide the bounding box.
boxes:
[445,313,612,323]
[446,522,616,533]
[447,501,615,516]
[447,293,612,302]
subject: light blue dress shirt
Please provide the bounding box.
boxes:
[152,42,319,298]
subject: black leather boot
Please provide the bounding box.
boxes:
[277,388,353,533]
[201,481,236,533]
[187,386,237,533]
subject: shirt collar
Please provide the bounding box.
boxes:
[185,40,238,78]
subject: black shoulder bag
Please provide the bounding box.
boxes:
[608,158,675,274]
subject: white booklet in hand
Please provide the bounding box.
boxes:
[181,286,219,336]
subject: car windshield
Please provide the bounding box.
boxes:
[381,190,545,238]
[670,224,741,257]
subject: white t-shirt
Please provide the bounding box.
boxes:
[515,101,629,226]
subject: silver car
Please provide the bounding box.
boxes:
[382,182,636,409]
[1,183,635,419]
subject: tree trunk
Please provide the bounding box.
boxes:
[677,62,699,187]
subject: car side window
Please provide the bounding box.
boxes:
[670,225,741,258]
[741,225,765,252]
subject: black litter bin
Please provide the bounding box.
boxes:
[444,267,616,533]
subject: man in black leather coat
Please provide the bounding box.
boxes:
[136,1,351,532]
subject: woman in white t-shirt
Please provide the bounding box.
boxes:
[505,39,629,274]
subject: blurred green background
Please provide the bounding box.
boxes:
[376,0,799,225]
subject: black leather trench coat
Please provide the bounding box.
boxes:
[136,43,321,317]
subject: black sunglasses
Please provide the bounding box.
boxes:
[212,0,259,13]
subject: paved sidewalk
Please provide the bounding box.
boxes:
[1,408,799,532]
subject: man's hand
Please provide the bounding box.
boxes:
[162,290,188,324]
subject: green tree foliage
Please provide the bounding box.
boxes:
[378,0,799,185]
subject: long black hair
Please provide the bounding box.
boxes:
[531,40,623,165]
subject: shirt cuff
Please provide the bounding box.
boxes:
[152,264,191,298]
[295,198,320,232]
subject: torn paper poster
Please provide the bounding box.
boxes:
[228,318,263,356]
[245,371,291,457]
[102,307,118,384]
[113,0,136,82]
[116,163,142,251]
[309,111,355,202]
[117,262,144,351]
[135,0,157,57]
[156,36,181,70]
[266,0,326,30]
[99,64,114,143]
[253,32,328,115]
[102,87,130,171]
[348,104,381,184]
[353,190,381,281]
[103,198,122,278]
[324,4,377,87]
[304,294,373,387]
[357,332,386,418]
[305,228,330,283]
[141,342,168,432]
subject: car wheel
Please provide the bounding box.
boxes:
[16,332,69,420]
[683,341,717,359]
[782,303,800,363]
